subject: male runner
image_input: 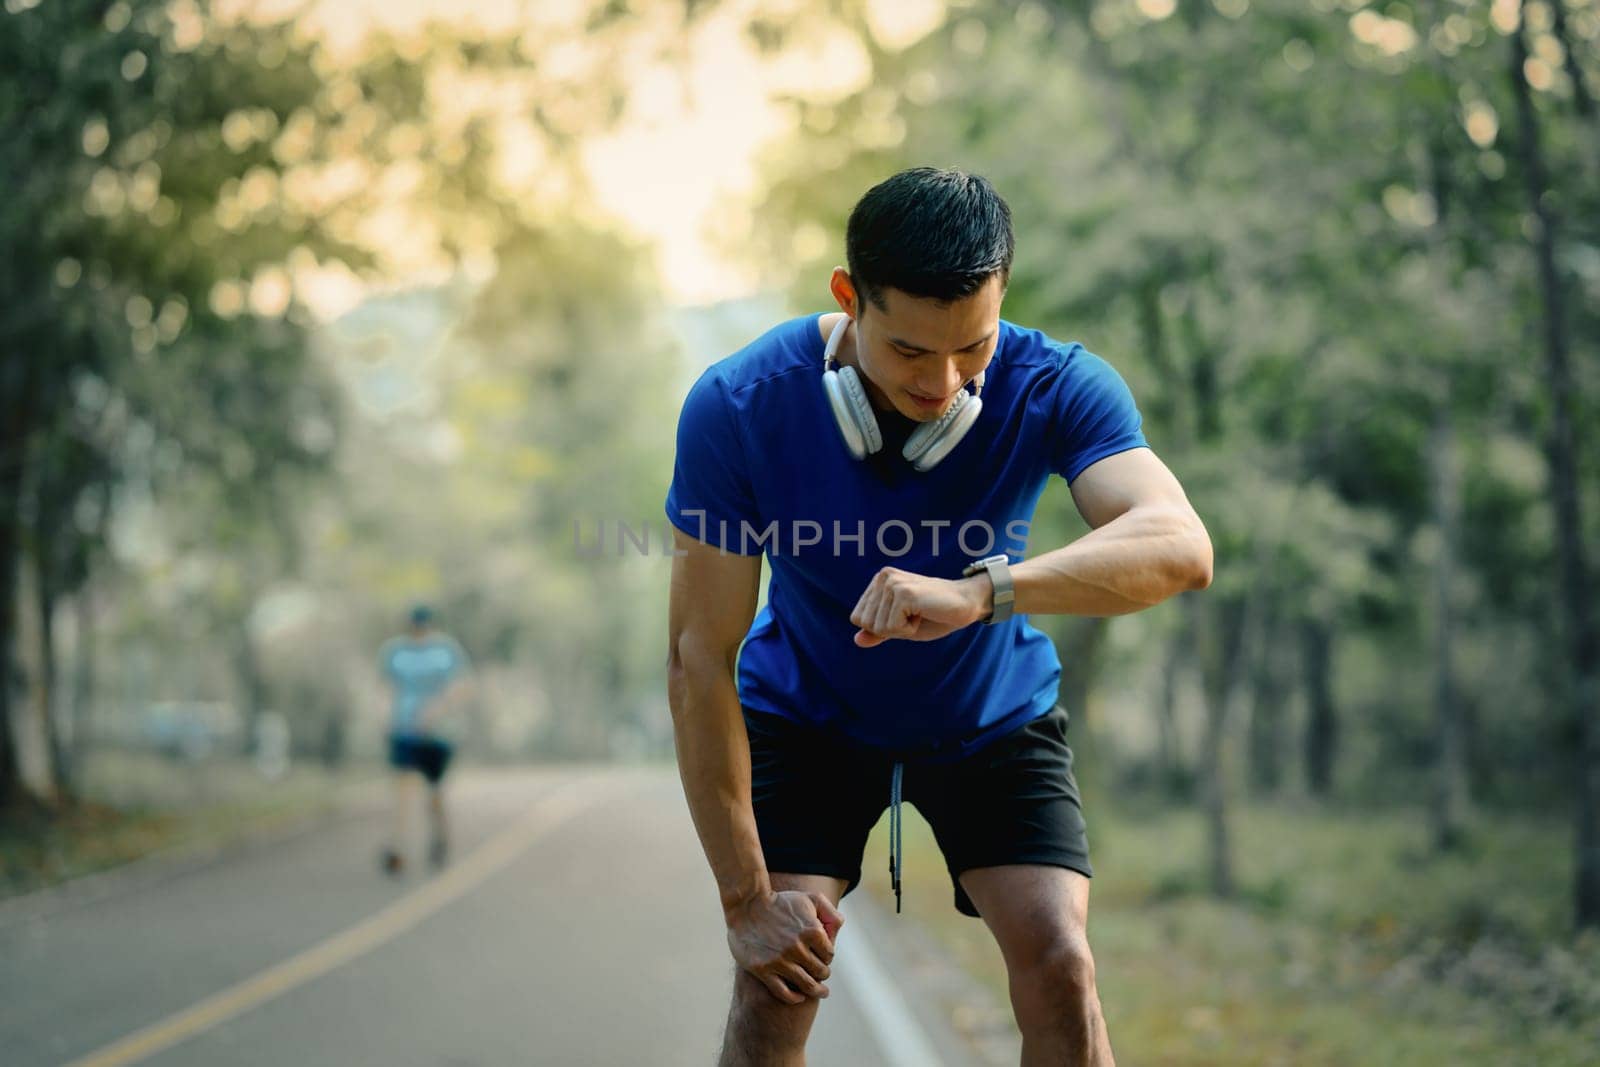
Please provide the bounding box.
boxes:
[665,167,1212,1065]
[377,603,471,875]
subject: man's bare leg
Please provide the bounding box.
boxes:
[383,771,419,871]
[719,872,848,1067]
[960,865,1115,1066]
[426,783,449,866]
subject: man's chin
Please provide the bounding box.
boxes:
[901,397,954,422]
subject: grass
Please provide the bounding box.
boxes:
[0,750,371,900]
[863,795,1600,1066]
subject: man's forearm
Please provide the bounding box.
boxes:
[667,654,771,916]
[1007,505,1212,617]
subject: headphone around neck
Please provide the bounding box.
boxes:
[820,315,985,473]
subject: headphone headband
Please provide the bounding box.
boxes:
[823,314,849,369]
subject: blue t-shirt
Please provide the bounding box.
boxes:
[380,634,470,738]
[665,313,1147,756]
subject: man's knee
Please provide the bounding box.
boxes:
[1010,930,1099,1004]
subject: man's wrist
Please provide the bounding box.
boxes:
[720,876,774,921]
[961,555,1014,624]
[960,574,994,625]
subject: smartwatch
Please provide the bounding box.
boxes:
[962,554,1015,625]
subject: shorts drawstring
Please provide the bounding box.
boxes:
[889,761,904,914]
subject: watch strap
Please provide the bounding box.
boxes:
[962,554,1015,625]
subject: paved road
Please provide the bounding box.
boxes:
[0,767,985,1066]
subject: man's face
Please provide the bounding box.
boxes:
[840,273,1003,423]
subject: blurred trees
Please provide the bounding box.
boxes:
[456,222,677,756]
[285,13,686,760]
[0,0,354,801]
[0,0,704,799]
[298,219,678,763]
[743,0,1596,924]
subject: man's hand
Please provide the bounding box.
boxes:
[725,890,844,1005]
[849,566,990,648]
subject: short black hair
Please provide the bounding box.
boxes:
[845,167,1014,312]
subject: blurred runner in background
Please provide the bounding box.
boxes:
[377,604,472,875]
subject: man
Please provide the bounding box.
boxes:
[665,167,1212,1066]
[377,603,472,875]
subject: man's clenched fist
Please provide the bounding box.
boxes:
[849,566,991,647]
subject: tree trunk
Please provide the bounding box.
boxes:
[1059,616,1109,729]
[33,556,69,799]
[1196,594,1249,897]
[1430,403,1468,850]
[1302,619,1338,797]
[1247,603,1287,796]
[1180,296,1222,443]
[1157,625,1189,796]
[70,586,96,775]
[234,622,267,755]
[1547,0,1597,134]
[1509,11,1600,930]
[0,457,24,799]
[1135,280,1181,437]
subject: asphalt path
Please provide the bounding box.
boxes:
[0,767,985,1066]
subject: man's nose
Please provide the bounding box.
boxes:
[923,359,963,397]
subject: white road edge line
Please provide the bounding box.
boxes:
[833,901,948,1067]
[63,776,610,1067]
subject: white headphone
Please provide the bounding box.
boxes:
[820,315,985,472]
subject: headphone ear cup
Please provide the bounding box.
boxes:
[903,393,982,472]
[824,365,882,458]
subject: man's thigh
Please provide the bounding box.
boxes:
[958,864,1092,966]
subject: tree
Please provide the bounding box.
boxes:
[0,0,356,801]
[1506,0,1600,928]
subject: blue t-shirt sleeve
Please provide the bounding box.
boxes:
[1053,350,1148,483]
[664,368,762,554]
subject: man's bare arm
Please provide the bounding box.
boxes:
[849,448,1212,644]
[1010,447,1212,616]
[666,529,769,913]
[666,528,841,1004]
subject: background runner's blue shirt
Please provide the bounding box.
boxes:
[380,634,469,738]
[666,313,1147,756]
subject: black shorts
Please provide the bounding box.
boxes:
[745,705,1091,918]
[388,735,453,784]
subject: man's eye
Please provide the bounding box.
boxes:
[894,348,921,359]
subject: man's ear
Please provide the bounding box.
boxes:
[829,267,858,318]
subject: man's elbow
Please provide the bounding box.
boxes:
[1185,520,1214,591]
[666,631,734,716]
[666,635,693,714]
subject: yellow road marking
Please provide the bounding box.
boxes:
[65,777,609,1067]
